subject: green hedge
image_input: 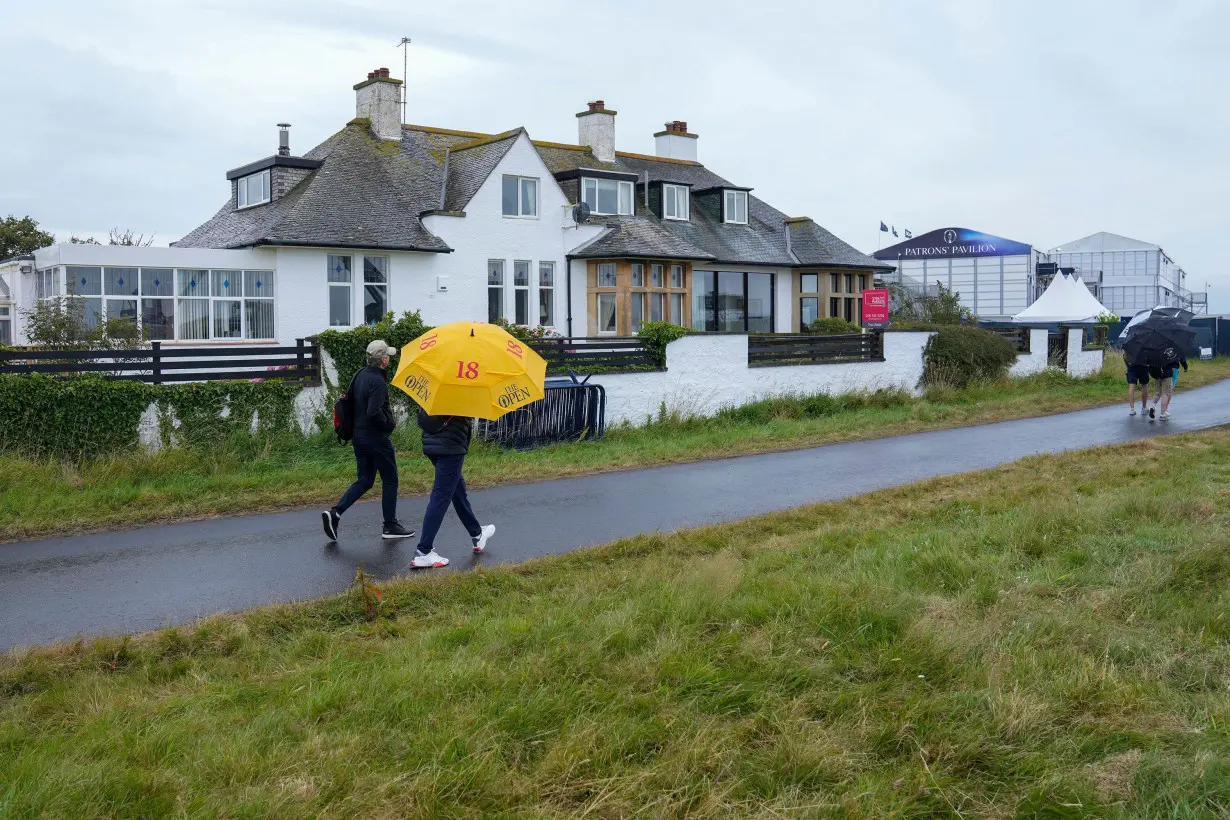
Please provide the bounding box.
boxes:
[922,326,1018,388]
[637,322,690,367]
[314,311,431,391]
[0,375,300,460]
[807,317,861,335]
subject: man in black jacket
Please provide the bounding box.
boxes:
[321,340,415,541]
[409,408,494,569]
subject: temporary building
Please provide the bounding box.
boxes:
[1011,273,1110,323]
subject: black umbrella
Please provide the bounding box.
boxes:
[1119,305,1196,339]
[1122,316,1195,368]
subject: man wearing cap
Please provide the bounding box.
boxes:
[322,340,415,541]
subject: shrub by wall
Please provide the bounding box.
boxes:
[637,322,690,367]
[922,326,1018,388]
[314,311,431,391]
[807,317,861,335]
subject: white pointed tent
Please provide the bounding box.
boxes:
[1012,273,1111,323]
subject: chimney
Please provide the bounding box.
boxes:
[277,123,291,156]
[576,99,616,163]
[654,120,697,162]
[353,67,404,141]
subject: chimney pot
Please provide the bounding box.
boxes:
[655,119,698,161]
[588,100,604,111]
[277,122,291,156]
[355,68,404,140]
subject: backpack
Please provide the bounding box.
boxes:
[333,373,358,444]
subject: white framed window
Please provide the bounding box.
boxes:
[663,184,689,221]
[243,270,276,339]
[597,263,617,288]
[538,262,555,327]
[630,263,644,288]
[670,264,684,288]
[723,189,749,224]
[582,177,634,216]
[35,268,60,299]
[651,264,664,288]
[363,256,388,326]
[502,175,538,217]
[237,169,271,209]
[597,292,617,334]
[0,305,9,345]
[327,255,352,327]
[630,292,644,333]
[514,260,531,325]
[488,260,505,323]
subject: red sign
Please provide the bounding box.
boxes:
[861,288,890,328]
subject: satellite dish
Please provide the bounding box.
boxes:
[571,202,591,224]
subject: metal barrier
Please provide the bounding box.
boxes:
[477,376,606,450]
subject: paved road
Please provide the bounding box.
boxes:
[3,381,1228,652]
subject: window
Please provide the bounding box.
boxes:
[502,175,538,217]
[0,306,10,345]
[597,293,617,334]
[583,177,634,216]
[363,256,388,326]
[36,268,59,299]
[663,184,689,220]
[845,273,854,293]
[237,169,271,208]
[670,293,683,325]
[327,255,352,327]
[488,260,505,323]
[830,297,840,318]
[800,273,819,330]
[830,273,840,293]
[212,270,242,338]
[514,260,531,325]
[141,268,173,341]
[597,263,617,288]
[630,263,644,288]
[538,262,555,327]
[630,292,644,333]
[858,274,867,291]
[723,190,748,224]
[844,298,854,322]
[650,292,665,323]
[244,270,275,339]
[177,269,210,340]
[670,265,684,288]
[690,270,774,332]
[651,264,664,288]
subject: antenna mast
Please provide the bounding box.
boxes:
[396,37,411,123]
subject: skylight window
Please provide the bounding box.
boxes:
[237,169,271,209]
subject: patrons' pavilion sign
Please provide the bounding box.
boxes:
[873,228,1032,261]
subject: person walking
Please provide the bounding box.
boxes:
[321,341,415,541]
[1149,348,1188,421]
[1124,350,1150,417]
[410,409,495,569]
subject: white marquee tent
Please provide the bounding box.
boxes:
[1012,273,1111,323]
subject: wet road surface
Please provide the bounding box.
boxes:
[3,380,1228,652]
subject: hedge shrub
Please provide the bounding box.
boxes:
[922,326,1018,388]
[637,322,690,368]
[314,311,431,391]
[807,317,861,335]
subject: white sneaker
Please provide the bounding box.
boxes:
[411,551,449,569]
[1160,411,1170,420]
[472,524,496,553]
[1129,407,1137,416]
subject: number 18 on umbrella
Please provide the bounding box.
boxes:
[392,322,547,420]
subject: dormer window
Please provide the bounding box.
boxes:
[723,190,748,225]
[237,169,271,209]
[583,177,634,216]
[663,184,689,221]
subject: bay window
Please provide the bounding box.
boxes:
[591,259,689,335]
[663,184,689,220]
[582,177,634,216]
[723,190,749,224]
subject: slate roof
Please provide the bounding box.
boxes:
[177,116,882,271]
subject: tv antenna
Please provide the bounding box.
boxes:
[396,37,411,123]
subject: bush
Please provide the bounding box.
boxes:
[315,311,430,390]
[922,326,1018,388]
[807,317,861,335]
[492,318,560,342]
[637,322,690,368]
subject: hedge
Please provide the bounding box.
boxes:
[807,317,861,336]
[922,326,1019,388]
[0,375,300,460]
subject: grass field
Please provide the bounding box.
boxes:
[1,357,1227,542]
[2,427,1228,817]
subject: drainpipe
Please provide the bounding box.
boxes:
[565,253,574,338]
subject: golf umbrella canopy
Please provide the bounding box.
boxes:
[1119,305,1196,339]
[1121,316,1195,368]
[392,322,547,421]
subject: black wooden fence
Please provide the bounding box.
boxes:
[985,326,1031,353]
[528,337,660,373]
[0,339,322,385]
[748,332,884,367]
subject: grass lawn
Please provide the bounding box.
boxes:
[1,357,1228,542]
[2,427,1229,816]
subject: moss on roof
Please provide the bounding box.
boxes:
[450,128,524,152]
[404,123,489,139]
[615,150,699,166]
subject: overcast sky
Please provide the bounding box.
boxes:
[2,0,1226,310]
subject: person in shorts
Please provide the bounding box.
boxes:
[1148,349,1188,421]
[1124,350,1150,417]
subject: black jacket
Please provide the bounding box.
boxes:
[417,409,472,456]
[352,367,397,435]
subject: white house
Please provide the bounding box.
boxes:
[1,67,888,346]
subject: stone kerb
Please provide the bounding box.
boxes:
[597,332,933,427]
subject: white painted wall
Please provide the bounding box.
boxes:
[1067,328,1104,377]
[1009,328,1050,376]
[596,332,932,426]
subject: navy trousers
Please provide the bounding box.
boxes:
[336,432,399,525]
[416,454,481,553]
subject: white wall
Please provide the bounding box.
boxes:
[1067,327,1104,377]
[596,331,932,426]
[1009,328,1050,376]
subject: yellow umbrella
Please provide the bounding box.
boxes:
[392,322,547,420]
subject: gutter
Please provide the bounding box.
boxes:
[258,240,454,254]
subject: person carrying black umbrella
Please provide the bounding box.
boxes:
[1148,347,1188,421]
[1122,313,1195,422]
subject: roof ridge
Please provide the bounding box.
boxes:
[615,150,700,166]
[404,123,491,139]
[450,127,525,152]
[531,139,590,152]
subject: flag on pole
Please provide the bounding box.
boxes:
[892,226,898,237]
[904,229,913,239]
[879,222,888,232]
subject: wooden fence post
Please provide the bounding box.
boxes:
[295,338,306,380]
[151,341,162,385]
